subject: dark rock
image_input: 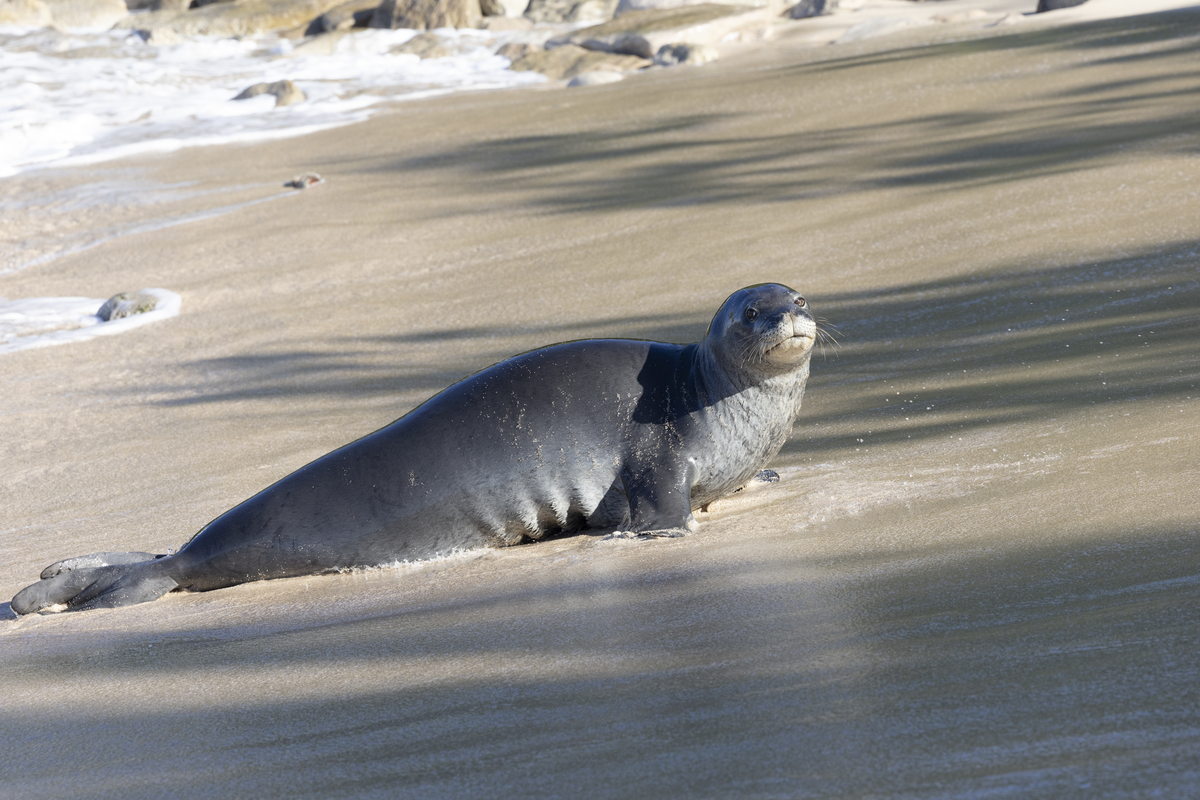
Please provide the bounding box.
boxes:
[785,0,833,19]
[370,0,481,29]
[1036,0,1088,10]
[315,0,379,31]
[653,41,717,66]
[592,31,653,57]
[97,292,159,322]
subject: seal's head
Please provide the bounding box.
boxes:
[705,283,816,378]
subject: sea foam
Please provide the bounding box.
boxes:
[0,25,544,177]
[0,288,182,354]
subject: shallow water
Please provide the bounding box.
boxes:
[0,24,543,177]
[0,288,181,353]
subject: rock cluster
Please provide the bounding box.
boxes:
[9,0,1036,93]
[371,0,481,30]
[502,42,650,79]
[546,4,744,59]
[130,0,354,39]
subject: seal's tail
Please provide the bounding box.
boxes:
[12,552,177,615]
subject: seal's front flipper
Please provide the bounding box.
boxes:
[621,466,698,538]
[626,526,693,539]
[12,559,177,615]
[40,551,161,579]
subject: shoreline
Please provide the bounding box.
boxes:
[5,0,1199,285]
[5,0,1197,183]
[0,0,1158,280]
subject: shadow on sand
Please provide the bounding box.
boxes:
[784,240,1200,456]
[140,240,1200,460]
[4,522,1197,796]
[349,10,1200,215]
[127,7,1200,457]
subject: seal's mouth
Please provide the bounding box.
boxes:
[765,332,814,355]
[762,315,817,364]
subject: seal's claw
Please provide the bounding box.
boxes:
[601,527,689,541]
[754,469,780,483]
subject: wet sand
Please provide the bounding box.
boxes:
[3,3,1200,797]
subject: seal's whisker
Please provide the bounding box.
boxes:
[816,328,841,349]
[739,333,764,363]
[815,318,842,339]
[813,321,842,361]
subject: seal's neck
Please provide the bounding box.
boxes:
[694,339,810,413]
[685,343,811,503]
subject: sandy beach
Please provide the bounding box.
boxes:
[3,1,1199,796]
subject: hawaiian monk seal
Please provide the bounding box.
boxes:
[12,283,820,614]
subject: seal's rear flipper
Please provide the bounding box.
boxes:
[40,551,161,579]
[12,559,177,615]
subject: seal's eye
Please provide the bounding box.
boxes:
[744,307,759,323]
[794,297,807,308]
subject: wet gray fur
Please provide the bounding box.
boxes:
[12,284,817,614]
